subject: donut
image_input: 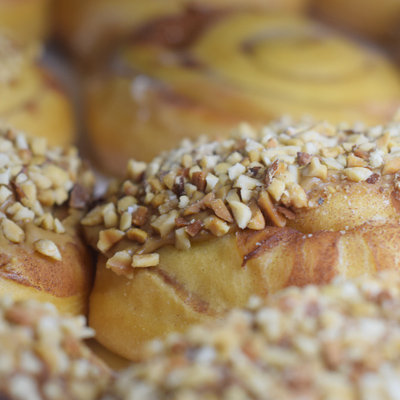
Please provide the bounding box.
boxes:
[106,271,400,400]
[0,297,110,399]
[0,0,51,44]
[53,0,308,64]
[312,0,400,43]
[85,118,400,361]
[0,124,95,316]
[84,12,400,175]
[0,35,75,147]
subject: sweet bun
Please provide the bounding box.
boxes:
[0,0,51,44]
[0,124,95,316]
[54,0,308,63]
[85,119,400,361]
[85,12,400,175]
[0,297,110,399]
[106,271,400,400]
[0,35,75,147]
[312,0,400,43]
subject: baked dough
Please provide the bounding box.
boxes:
[0,297,110,399]
[0,0,51,44]
[108,271,400,399]
[85,119,400,360]
[0,124,95,316]
[53,0,308,64]
[0,35,75,147]
[85,12,400,174]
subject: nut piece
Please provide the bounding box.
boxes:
[342,167,373,182]
[2,218,24,243]
[267,178,285,202]
[175,228,191,250]
[106,250,134,279]
[230,201,252,229]
[347,154,366,168]
[204,216,230,237]
[33,239,62,261]
[0,185,11,203]
[302,157,327,180]
[248,200,266,230]
[127,228,148,244]
[97,229,125,253]
[258,191,286,228]
[151,210,179,238]
[131,254,159,268]
[382,157,400,176]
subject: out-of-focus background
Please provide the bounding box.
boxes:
[1,0,400,177]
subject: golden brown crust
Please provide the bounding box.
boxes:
[54,0,308,64]
[312,0,400,42]
[87,120,400,360]
[85,12,400,173]
[106,272,400,400]
[0,0,51,44]
[0,36,76,147]
[0,124,95,315]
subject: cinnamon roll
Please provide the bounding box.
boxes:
[0,124,95,316]
[53,0,308,64]
[0,0,51,44]
[84,119,400,361]
[0,35,75,147]
[85,12,400,175]
[106,271,400,400]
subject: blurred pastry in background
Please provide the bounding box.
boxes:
[53,0,309,65]
[0,124,95,316]
[84,119,400,361]
[312,0,400,43]
[105,271,400,400]
[0,0,51,44]
[84,12,400,175]
[0,297,110,399]
[0,35,75,147]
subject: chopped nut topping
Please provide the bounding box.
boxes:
[106,250,134,278]
[33,239,62,261]
[97,229,125,253]
[2,218,25,243]
[88,120,400,277]
[132,254,159,268]
[127,228,148,244]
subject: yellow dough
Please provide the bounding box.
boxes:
[85,119,400,360]
[85,13,400,175]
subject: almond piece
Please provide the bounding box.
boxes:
[34,239,62,261]
[342,167,373,182]
[230,201,252,229]
[131,254,159,268]
[97,229,125,253]
[258,191,286,228]
[106,251,134,279]
[175,228,191,250]
[2,218,24,243]
[382,157,400,176]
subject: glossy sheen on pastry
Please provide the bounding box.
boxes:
[0,124,95,316]
[312,0,400,42]
[0,297,110,399]
[85,118,400,361]
[0,36,75,147]
[85,12,400,175]
[105,272,400,400]
[0,0,51,44]
[53,0,308,63]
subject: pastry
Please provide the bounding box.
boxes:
[0,124,95,316]
[84,12,400,175]
[53,0,308,64]
[0,297,110,399]
[312,0,400,42]
[0,0,51,44]
[0,35,75,147]
[106,271,400,400]
[85,118,400,360]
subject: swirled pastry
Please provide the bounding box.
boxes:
[85,119,400,360]
[106,271,400,400]
[0,35,75,147]
[0,0,51,44]
[0,124,95,316]
[0,297,110,399]
[85,12,400,175]
[312,0,400,43]
[54,0,308,64]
